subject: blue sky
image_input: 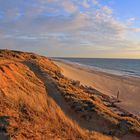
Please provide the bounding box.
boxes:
[0,0,140,58]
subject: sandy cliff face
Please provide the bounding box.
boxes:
[0,50,139,140]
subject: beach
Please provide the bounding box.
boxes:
[54,60,140,117]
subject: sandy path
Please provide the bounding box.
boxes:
[23,61,94,130]
[54,61,140,117]
[23,61,121,133]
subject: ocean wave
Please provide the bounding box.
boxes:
[54,58,140,78]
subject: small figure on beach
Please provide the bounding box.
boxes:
[117,90,120,102]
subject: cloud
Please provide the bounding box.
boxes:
[128,28,140,32]
[82,0,90,8]
[101,6,112,14]
[92,0,99,6]
[62,1,77,13]
[0,0,139,57]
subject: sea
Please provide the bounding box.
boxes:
[54,58,140,77]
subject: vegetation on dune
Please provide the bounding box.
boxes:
[0,49,139,140]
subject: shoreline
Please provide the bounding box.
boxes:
[53,59,140,117]
[53,58,140,78]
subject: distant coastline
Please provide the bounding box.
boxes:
[53,57,140,78]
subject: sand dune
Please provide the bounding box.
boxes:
[0,50,116,140]
[0,50,140,140]
[54,61,140,117]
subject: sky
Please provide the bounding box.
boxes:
[0,0,140,58]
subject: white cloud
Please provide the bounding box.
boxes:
[92,0,99,6]
[102,6,112,15]
[82,0,90,8]
[128,28,140,32]
[0,0,139,57]
[127,17,136,25]
[62,1,77,13]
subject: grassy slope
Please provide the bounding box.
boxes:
[0,50,114,140]
[0,50,139,139]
